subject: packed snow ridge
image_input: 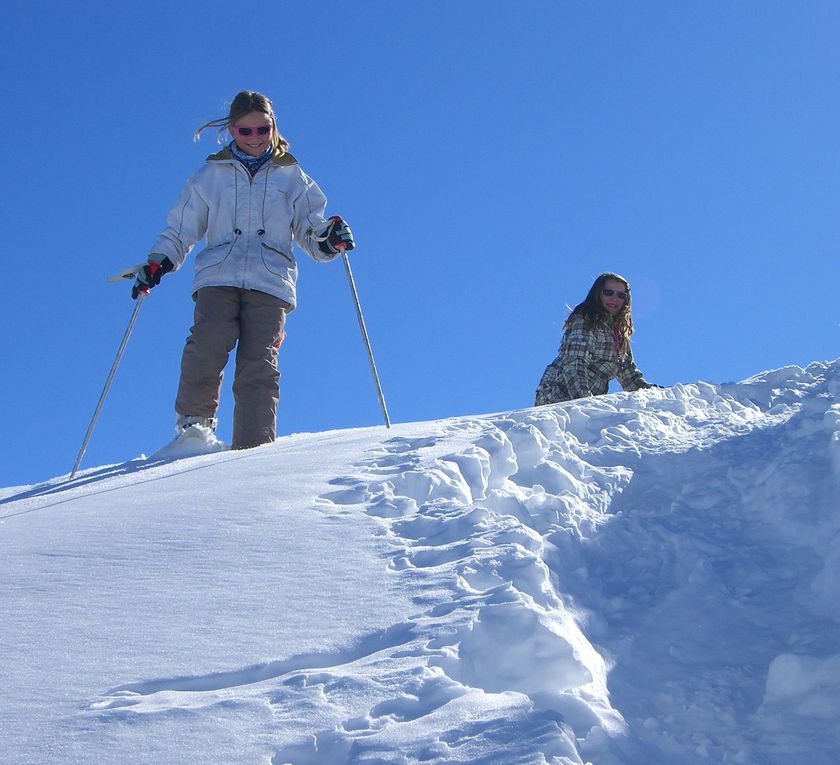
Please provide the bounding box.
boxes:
[2,360,840,764]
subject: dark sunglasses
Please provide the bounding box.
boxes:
[231,124,272,136]
[602,288,628,300]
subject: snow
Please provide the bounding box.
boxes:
[2,359,840,764]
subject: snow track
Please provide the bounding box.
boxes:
[5,360,840,764]
[268,362,840,764]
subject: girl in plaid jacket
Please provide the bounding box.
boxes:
[535,272,653,405]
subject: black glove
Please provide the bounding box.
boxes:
[132,257,174,299]
[316,216,355,255]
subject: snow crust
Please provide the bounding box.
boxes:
[2,359,840,764]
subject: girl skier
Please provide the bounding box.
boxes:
[535,272,655,404]
[132,90,354,450]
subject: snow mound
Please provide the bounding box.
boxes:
[762,653,840,719]
[2,359,840,764]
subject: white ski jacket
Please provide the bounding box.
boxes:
[148,146,337,310]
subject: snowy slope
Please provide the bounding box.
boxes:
[2,360,840,765]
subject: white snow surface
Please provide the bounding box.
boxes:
[3,359,840,765]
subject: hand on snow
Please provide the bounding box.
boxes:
[315,216,355,255]
[131,257,174,299]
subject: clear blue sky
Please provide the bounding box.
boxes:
[2,1,838,486]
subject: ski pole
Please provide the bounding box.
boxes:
[341,250,391,428]
[69,293,146,479]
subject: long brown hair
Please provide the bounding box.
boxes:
[565,272,634,351]
[194,90,290,152]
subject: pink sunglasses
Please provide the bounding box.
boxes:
[231,124,272,136]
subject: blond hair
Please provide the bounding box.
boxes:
[194,90,290,152]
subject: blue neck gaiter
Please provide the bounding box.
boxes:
[229,141,273,176]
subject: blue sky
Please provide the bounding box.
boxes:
[2,1,839,486]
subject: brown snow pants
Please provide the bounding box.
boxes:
[175,287,288,450]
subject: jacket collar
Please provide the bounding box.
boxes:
[206,146,298,166]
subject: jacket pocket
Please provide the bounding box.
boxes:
[195,240,235,274]
[260,242,295,275]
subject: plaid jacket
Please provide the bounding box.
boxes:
[535,314,649,405]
